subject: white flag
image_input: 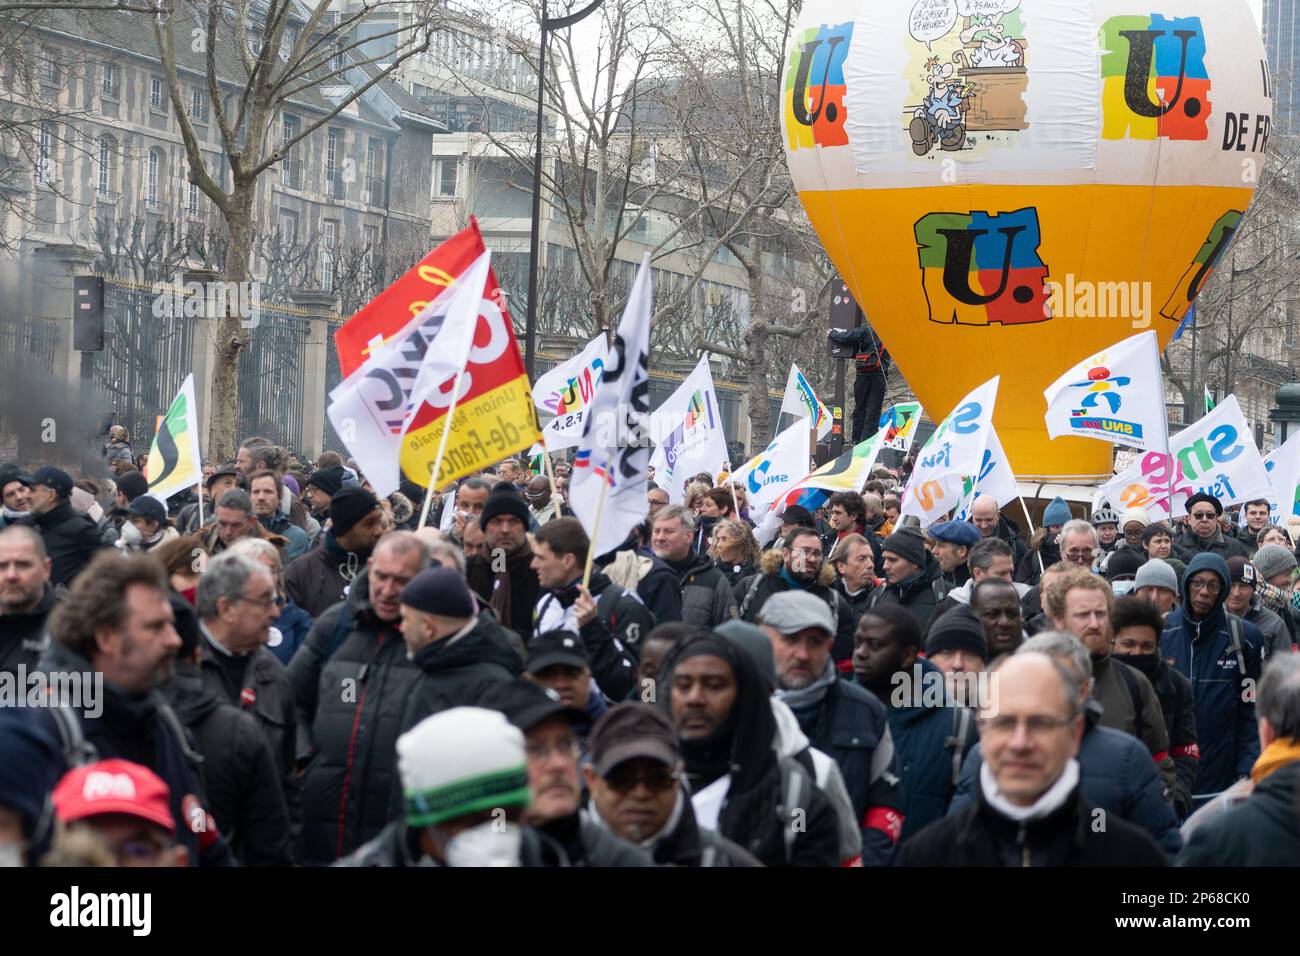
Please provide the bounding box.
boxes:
[956,427,1019,519]
[143,374,203,502]
[326,253,489,497]
[533,333,607,451]
[1043,331,1168,453]
[647,356,731,503]
[900,377,1000,525]
[1100,395,1272,519]
[1264,433,1300,522]
[570,255,653,559]
[728,421,815,515]
[780,363,832,441]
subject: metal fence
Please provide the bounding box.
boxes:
[0,316,60,374]
[323,316,346,453]
[236,303,311,454]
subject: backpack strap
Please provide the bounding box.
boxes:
[1227,615,1248,676]
[738,574,764,619]
[947,707,973,790]
[776,755,815,865]
[322,603,357,663]
[49,706,97,769]
[1115,660,1146,744]
[932,577,950,603]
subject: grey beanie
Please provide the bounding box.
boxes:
[1133,557,1178,594]
[1252,544,1298,582]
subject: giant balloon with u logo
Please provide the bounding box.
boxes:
[783,0,1271,480]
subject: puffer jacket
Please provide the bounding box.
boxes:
[949,701,1183,859]
[288,570,421,864]
[535,810,656,866]
[1160,553,1263,799]
[33,500,104,586]
[400,616,521,732]
[737,551,857,666]
[874,658,977,841]
[0,583,55,676]
[164,665,294,866]
[258,512,311,562]
[671,550,737,629]
[1177,760,1300,866]
[868,550,949,636]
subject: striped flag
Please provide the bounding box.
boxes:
[143,374,203,502]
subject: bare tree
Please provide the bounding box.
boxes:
[149,0,444,460]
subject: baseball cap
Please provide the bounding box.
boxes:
[525,630,589,674]
[127,495,167,525]
[30,466,73,500]
[587,703,680,777]
[52,759,176,834]
[478,678,584,733]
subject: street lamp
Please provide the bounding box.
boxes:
[1270,383,1300,447]
[524,0,606,381]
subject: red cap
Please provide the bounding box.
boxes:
[52,759,176,835]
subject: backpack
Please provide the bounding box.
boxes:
[1114,660,1148,745]
[946,707,973,790]
[777,753,817,865]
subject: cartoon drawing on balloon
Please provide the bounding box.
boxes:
[906,1,1030,160]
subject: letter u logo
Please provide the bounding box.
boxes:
[1184,220,1237,301]
[1119,29,1202,119]
[789,35,845,128]
[936,224,1029,306]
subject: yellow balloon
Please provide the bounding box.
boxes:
[784,0,1271,480]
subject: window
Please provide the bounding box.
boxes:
[433,157,458,198]
[326,129,340,197]
[35,122,54,184]
[281,114,300,188]
[101,61,120,98]
[38,47,59,86]
[363,224,379,284]
[150,76,165,111]
[320,219,337,291]
[96,136,112,194]
[278,209,298,246]
[190,88,208,123]
[365,137,382,203]
[147,148,162,205]
[187,179,199,216]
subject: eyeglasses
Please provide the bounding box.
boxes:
[1064,549,1096,560]
[790,547,823,560]
[236,593,280,609]
[979,714,1074,738]
[116,837,169,862]
[1190,511,1219,521]
[1188,579,1222,595]
[605,766,680,793]
[524,739,581,762]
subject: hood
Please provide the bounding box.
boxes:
[770,696,810,758]
[1180,552,1230,625]
[759,547,838,587]
[890,657,950,726]
[163,665,222,723]
[412,616,525,676]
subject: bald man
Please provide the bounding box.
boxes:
[969,496,1027,571]
[525,475,563,525]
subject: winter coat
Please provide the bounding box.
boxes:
[782,672,906,864]
[950,702,1183,859]
[834,578,880,630]
[288,570,421,864]
[466,543,540,642]
[988,514,1029,571]
[659,635,841,867]
[335,820,570,867]
[196,631,301,847]
[533,570,647,699]
[31,642,235,867]
[671,551,737,630]
[1244,602,1292,663]
[534,810,656,866]
[1172,526,1251,563]
[284,533,365,621]
[259,513,311,562]
[868,550,949,636]
[0,584,55,677]
[270,600,313,666]
[716,558,757,592]
[198,520,289,560]
[1160,553,1263,798]
[1090,653,1177,796]
[592,789,761,867]
[898,776,1167,867]
[163,666,295,866]
[876,658,977,841]
[771,698,862,865]
[598,546,684,624]
[400,616,522,732]
[1176,761,1300,866]
[33,500,104,586]
[737,552,857,667]
[1119,655,1199,819]
[1016,529,1061,587]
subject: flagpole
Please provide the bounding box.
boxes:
[540,445,560,509]
[581,460,611,589]
[197,485,204,530]
[1016,495,1045,577]
[418,369,467,529]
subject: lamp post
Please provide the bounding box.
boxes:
[1270,384,1300,447]
[524,0,606,381]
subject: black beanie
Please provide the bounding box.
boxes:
[400,567,476,618]
[925,606,988,662]
[306,466,346,498]
[169,593,201,660]
[882,526,928,568]
[1105,548,1147,583]
[115,470,149,503]
[479,486,531,530]
[1185,492,1223,516]
[330,486,380,537]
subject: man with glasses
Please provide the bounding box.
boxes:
[196,552,300,845]
[738,527,856,666]
[1174,492,1251,562]
[647,484,669,517]
[1058,519,1101,571]
[583,702,760,865]
[896,651,1167,865]
[1161,553,1264,806]
[1045,568,1176,796]
[480,679,652,866]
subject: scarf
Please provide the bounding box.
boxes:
[774,657,837,710]
[779,567,813,590]
[491,541,531,626]
[1251,737,1300,784]
[979,758,1080,822]
[2,507,29,521]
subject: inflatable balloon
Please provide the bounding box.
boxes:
[784,0,1271,480]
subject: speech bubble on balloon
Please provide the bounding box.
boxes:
[910,0,957,50]
[956,0,1021,18]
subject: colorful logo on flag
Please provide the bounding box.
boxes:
[879,402,921,452]
[1101,15,1211,142]
[793,372,830,433]
[784,21,853,151]
[1064,355,1142,440]
[915,208,1051,327]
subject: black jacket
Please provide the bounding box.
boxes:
[164,665,295,866]
[738,562,857,666]
[0,584,55,676]
[288,571,421,864]
[335,820,570,867]
[1173,526,1251,563]
[658,634,841,867]
[284,533,366,621]
[196,631,301,852]
[869,551,949,636]
[1177,762,1300,866]
[33,500,104,586]
[1117,653,1198,819]
[32,643,235,867]
[897,776,1167,867]
[669,550,738,630]
[401,616,521,731]
[599,790,761,867]
[536,811,656,866]
[533,571,646,699]
[834,578,879,629]
[716,559,757,591]
[782,673,906,865]
[466,543,540,642]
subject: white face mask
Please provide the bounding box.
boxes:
[119,522,142,546]
[444,821,522,867]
